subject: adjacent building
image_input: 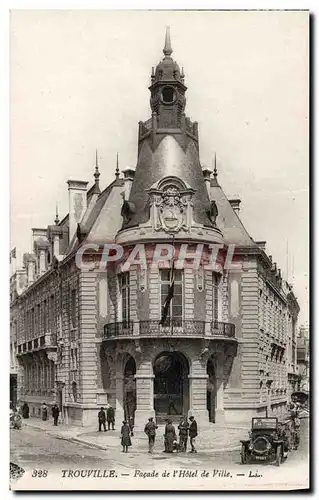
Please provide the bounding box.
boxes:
[11,29,300,427]
[297,325,309,393]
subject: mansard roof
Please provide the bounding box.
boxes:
[210,181,257,247]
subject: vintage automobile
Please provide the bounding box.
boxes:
[240,417,291,466]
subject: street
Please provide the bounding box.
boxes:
[11,419,309,472]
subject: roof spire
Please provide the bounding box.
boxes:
[213,152,218,179]
[54,202,60,225]
[94,149,100,191]
[163,26,173,57]
[115,152,120,179]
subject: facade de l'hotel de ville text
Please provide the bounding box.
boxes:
[10,29,300,429]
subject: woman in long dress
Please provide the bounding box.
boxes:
[164,419,177,453]
[121,420,132,453]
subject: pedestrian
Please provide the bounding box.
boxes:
[189,416,198,453]
[107,405,115,430]
[98,407,107,432]
[22,402,29,419]
[128,416,134,437]
[144,417,158,453]
[164,418,176,453]
[178,415,189,452]
[51,403,60,426]
[41,402,48,421]
[121,420,132,453]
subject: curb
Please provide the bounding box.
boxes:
[24,422,242,454]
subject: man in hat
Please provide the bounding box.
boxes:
[98,407,107,432]
[107,405,115,430]
[178,415,189,452]
[144,417,158,454]
[189,416,198,453]
[51,403,60,426]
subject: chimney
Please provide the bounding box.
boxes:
[202,168,212,197]
[122,169,135,200]
[23,254,36,285]
[67,180,89,242]
[256,241,267,251]
[229,197,241,214]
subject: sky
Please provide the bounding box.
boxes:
[10,10,309,324]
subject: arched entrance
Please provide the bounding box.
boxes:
[207,356,216,423]
[153,351,189,418]
[124,356,136,421]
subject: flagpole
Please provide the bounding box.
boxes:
[170,233,175,336]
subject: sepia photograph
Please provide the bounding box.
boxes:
[9,9,309,491]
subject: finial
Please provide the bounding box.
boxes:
[163,26,173,57]
[213,153,218,179]
[94,149,100,189]
[115,152,120,178]
[54,202,60,225]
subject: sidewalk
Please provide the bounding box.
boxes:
[23,417,248,453]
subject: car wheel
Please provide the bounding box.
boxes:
[240,445,247,464]
[275,446,282,467]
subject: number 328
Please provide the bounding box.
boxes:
[32,470,48,478]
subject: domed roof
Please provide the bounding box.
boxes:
[153,27,184,84]
[155,57,181,82]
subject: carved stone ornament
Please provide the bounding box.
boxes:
[147,177,195,233]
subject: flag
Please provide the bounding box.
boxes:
[10,248,16,263]
[159,263,175,326]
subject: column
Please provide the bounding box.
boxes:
[189,359,209,428]
[134,360,155,430]
[215,351,225,423]
[115,374,125,426]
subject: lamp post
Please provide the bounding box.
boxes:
[266,379,273,418]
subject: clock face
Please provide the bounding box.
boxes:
[161,86,176,105]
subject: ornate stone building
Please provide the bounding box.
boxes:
[297,325,309,393]
[12,29,300,427]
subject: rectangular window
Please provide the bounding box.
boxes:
[37,304,40,336]
[50,295,55,332]
[121,273,130,326]
[160,269,183,325]
[212,273,219,322]
[43,300,49,333]
[31,308,35,337]
[71,289,77,328]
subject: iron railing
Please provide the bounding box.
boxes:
[103,320,236,339]
[103,321,134,338]
[211,320,236,337]
[139,320,205,336]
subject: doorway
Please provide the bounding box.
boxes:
[153,351,189,417]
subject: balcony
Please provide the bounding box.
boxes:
[104,321,134,338]
[103,320,236,340]
[17,332,57,356]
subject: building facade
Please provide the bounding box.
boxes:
[11,30,300,427]
[297,325,309,393]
